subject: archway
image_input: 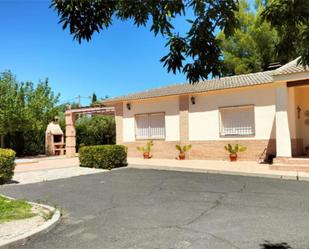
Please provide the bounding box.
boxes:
[65,106,115,157]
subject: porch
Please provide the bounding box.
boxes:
[273,75,309,169]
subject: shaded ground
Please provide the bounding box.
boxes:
[1,168,309,249]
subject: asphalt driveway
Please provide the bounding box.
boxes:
[1,168,309,249]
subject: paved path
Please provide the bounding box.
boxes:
[128,157,309,181]
[13,166,105,184]
[13,157,104,184]
[15,157,79,173]
[1,168,309,249]
[14,156,309,185]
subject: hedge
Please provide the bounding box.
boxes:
[79,145,127,170]
[0,149,16,184]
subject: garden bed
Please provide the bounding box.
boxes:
[0,196,58,247]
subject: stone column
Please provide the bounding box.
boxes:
[276,83,292,158]
[115,103,123,144]
[179,95,189,144]
[65,112,76,157]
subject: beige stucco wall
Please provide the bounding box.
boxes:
[276,83,292,157]
[276,83,309,157]
[189,85,276,141]
[122,85,279,143]
[288,87,298,139]
[295,86,309,149]
[122,96,180,142]
[115,78,309,159]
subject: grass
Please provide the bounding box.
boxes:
[0,196,35,223]
[42,210,54,221]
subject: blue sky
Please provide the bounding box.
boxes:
[0,0,193,106]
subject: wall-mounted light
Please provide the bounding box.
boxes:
[126,103,131,110]
[190,96,196,105]
[297,105,302,119]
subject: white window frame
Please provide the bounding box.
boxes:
[219,105,255,137]
[135,112,166,140]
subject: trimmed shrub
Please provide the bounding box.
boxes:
[79,145,127,170]
[0,149,16,184]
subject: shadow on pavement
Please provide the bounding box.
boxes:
[5,180,19,185]
[260,241,294,249]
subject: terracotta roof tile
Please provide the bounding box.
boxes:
[104,70,274,102]
[273,57,308,75]
[103,58,308,103]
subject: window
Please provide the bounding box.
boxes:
[135,113,165,139]
[220,105,255,136]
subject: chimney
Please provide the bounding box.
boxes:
[268,62,282,70]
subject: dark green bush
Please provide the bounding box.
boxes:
[75,116,116,151]
[5,130,45,156]
[0,149,16,184]
[79,145,127,170]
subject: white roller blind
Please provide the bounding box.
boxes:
[149,113,165,139]
[220,106,255,136]
[135,113,165,139]
[135,114,149,139]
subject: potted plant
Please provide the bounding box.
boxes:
[176,144,192,160]
[224,144,247,162]
[137,140,154,159]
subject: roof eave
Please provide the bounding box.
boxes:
[101,80,275,104]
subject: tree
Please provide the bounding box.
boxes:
[0,72,28,151]
[76,115,116,149]
[0,71,60,155]
[0,72,27,137]
[52,0,309,80]
[51,0,239,83]
[261,0,309,66]
[91,93,97,104]
[217,0,278,75]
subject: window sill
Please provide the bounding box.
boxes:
[219,134,255,138]
[135,138,166,141]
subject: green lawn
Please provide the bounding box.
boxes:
[0,196,35,223]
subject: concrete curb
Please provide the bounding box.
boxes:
[0,196,61,249]
[129,164,309,182]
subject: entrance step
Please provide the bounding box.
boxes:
[271,157,309,172]
[270,165,309,172]
[273,157,309,165]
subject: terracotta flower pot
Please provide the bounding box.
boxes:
[229,153,237,162]
[143,152,150,159]
[179,153,186,160]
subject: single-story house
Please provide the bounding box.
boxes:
[99,58,309,161]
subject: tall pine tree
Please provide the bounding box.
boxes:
[217,0,278,76]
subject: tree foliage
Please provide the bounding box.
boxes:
[52,0,309,79]
[75,115,116,150]
[91,93,97,104]
[0,71,60,155]
[262,0,309,66]
[217,0,278,75]
[52,0,239,83]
